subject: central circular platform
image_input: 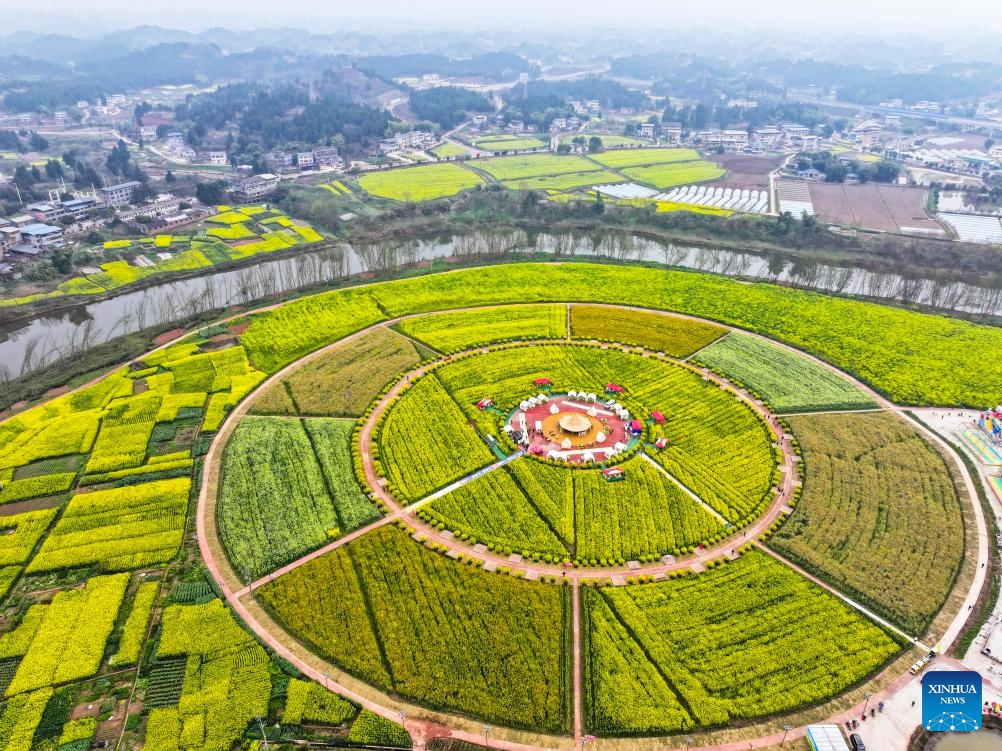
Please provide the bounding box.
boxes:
[508,392,637,463]
[557,413,592,434]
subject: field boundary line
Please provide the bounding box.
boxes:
[682,330,730,363]
[761,545,928,649]
[389,325,444,358]
[407,451,525,512]
[639,452,730,526]
[778,407,889,417]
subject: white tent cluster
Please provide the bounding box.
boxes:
[567,390,598,403]
[605,400,630,420]
[518,393,552,411]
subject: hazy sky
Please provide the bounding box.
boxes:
[0,0,998,35]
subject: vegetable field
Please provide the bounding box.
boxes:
[219,417,378,579]
[475,154,601,181]
[378,375,495,501]
[395,304,567,353]
[259,526,572,731]
[250,327,424,416]
[583,550,904,735]
[695,332,878,412]
[772,413,964,634]
[356,163,484,201]
[569,305,726,357]
[587,148,702,169]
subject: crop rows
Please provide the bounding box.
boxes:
[2,573,128,696]
[395,304,567,354]
[259,526,571,731]
[771,413,964,634]
[219,417,378,579]
[0,509,57,565]
[347,710,412,748]
[357,163,484,202]
[378,374,495,501]
[570,305,727,357]
[27,478,189,573]
[283,678,356,725]
[0,688,52,751]
[145,600,271,751]
[583,550,904,735]
[251,327,423,417]
[111,581,160,667]
[695,332,878,413]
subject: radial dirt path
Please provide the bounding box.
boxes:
[195,303,991,751]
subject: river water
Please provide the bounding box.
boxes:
[2,230,1001,376]
[934,729,1002,750]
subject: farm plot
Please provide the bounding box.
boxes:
[569,305,726,357]
[0,509,57,566]
[471,135,549,152]
[258,526,571,731]
[426,344,775,525]
[474,154,601,181]
[772,413,963,634]
[503,170,625,191]
[148,600,271,751]
[808,183,940,234]
[27,478,189,573]
[583,550,904,735]
[709,153,783,190]
[377,375,495,501]
[1,573,128,696]
[432,142,469,158]
[695,332,877,412]
[250,327,424,416]
[621,162,725,190]
[356,163,484,202]
[219,417,378,579]
[395,305,567,353]
[587,148,702,169]
[111,580,159,666]
[283,678,356,725]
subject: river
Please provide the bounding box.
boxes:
[2,230,1001,376]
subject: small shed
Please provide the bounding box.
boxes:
[476,398,494,410]
[533,377,553,388]
[605,383,624,394]
[630,420,643,436]
[603,467,625,482]
[651,411,666,424]
[654,437,669,450]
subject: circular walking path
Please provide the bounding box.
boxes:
[195,303,991,751]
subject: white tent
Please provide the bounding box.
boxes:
[614,442,626,451]
[587,393,597,403]
[587,407,598,417]
[596,432,606,442]
[519,400,530,411]
[548,450,560,459]
[561,438,573,449]
[527,397,539,408]
[582,452,595,463]
[568,390,578,399]
[538,394,549,402]
[549,404,560,415]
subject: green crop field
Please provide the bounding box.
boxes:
[250,327,425,416]
[621,162,726,189]
[431,142,469,158]
[583,550,905,735]
[587,148,702,168]
[0,258,986,747]
[503,170,625,191]
[422,344,775,525]
[569,305,727,357]
[694,332,878,412]
[378,374,496,501]
[771,413,963,634]
[219,416,378,578]
[474,154,601,181]
[472,135,549,152]
[394,304,567,353]
[422,456,723,562]
[258,526,571,731]
[588,135,647,147]
[356,163,484,201]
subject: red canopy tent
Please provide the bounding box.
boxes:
[476,398,494,410]
[533,377,553,387]
[651,411,666,423]
[605,383,624,394]
[654,436,669,450]
[630,419,643,435]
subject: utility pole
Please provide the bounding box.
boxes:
[256,717,269,751]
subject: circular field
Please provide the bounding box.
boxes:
[209,299,970,747]
[375,343,779,563]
